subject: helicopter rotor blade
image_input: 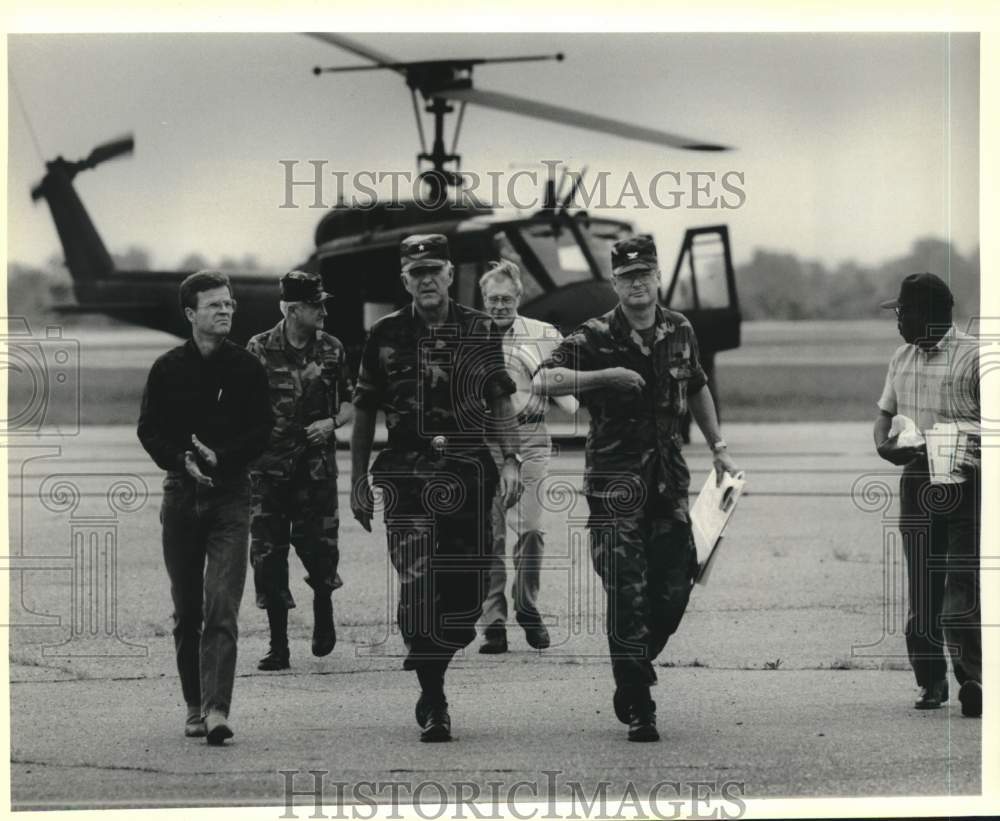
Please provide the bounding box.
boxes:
[305,33,408,76]
[433,87,730,152]
[83,134,135,169]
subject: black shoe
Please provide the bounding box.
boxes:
[479,626,508,654]
[517,613,550,650]
[312,595,336,657]
[184,714,207,738]
[420,704,452,742]
[522,623,550,650]
[258,647,290,671]
[613,687,631,725]
[959,680,982,718]
[628,699,659,742]
[914,680,948,710]
[205,711,234,746]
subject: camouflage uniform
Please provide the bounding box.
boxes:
[543,303,706,688]
[247,320,351,609]
[353,301,515,666]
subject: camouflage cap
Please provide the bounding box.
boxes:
[612,234,658,277]
[280,270,332,303]
[401,233,450,273]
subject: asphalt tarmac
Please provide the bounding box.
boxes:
[6,422,986,810]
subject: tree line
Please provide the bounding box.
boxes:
[7,237,981,324]
[735,238,980,321]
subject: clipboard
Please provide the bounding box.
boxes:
[690,469,747,585]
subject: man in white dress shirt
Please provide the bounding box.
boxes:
[478,260,578,653]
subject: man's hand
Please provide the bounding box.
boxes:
[351,474,375,533]
[602,367,646,393]
[190,435,218,469]
[184,451,215,487]
[877,435,926,467]
[306,418,336,446]
[498,459,524,510]
[713,449,740,487]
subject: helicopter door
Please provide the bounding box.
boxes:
[662,225,740,356]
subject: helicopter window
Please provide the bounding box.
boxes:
[687,233,730,309]
[493,232,545,302]
[456,262,478,307]
[668,247,696,311]
[664,231,731,311]
[581,222,632,279]
[519,225,592,288]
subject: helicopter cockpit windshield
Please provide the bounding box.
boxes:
[493,218,632,298]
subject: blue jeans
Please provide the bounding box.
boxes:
[160,472,250,717]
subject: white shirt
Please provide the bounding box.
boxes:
[500,315,578,420]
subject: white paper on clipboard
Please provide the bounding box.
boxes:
[691,470,746,585]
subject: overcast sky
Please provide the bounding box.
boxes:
[7,32,979,272]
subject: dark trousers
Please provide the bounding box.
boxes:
[160,473,250,717]
[588,496,698,688]
[249,467,342,610]
[373,450,496,669]
[899,466,981,687]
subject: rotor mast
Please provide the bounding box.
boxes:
[311,46,565,203]
[307,33,733,204]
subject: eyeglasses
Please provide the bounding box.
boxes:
[613,272,658,283]
[199,299,237,312]
[405,266,449,280]
[485,295,517,307]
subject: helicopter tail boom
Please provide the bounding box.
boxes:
[29,136,135,285]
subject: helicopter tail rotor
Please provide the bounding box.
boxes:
[31,134,135,201]
[83,135,135,170]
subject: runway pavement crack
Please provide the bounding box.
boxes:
[11,757,279,777]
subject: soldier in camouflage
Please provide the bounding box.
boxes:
[351,233,523,743]
[247,271,353,671]
[534,234,740,742]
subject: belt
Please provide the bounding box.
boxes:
[386,435,487,454]
[517,413,545,426]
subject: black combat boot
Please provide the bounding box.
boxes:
[627,689,659,743]
[415,661,452,742]
[312,593,336,657]
[258,607,290,671]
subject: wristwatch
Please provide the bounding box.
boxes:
[504,452,524,468]
[710,439,728,454]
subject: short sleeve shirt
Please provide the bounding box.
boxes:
[353,301,516,450]
[543,304,708,518]
[877,325,980,471]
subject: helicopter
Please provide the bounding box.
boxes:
[30,34,741,404]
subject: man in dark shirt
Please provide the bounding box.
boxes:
[137,271,272,745]
[351,234,522,742]
[534,235,739,742]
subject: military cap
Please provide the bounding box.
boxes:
[280,270,332,303]
[612,234,658,277]
[879,272,954,311]
[401,234,451,273]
